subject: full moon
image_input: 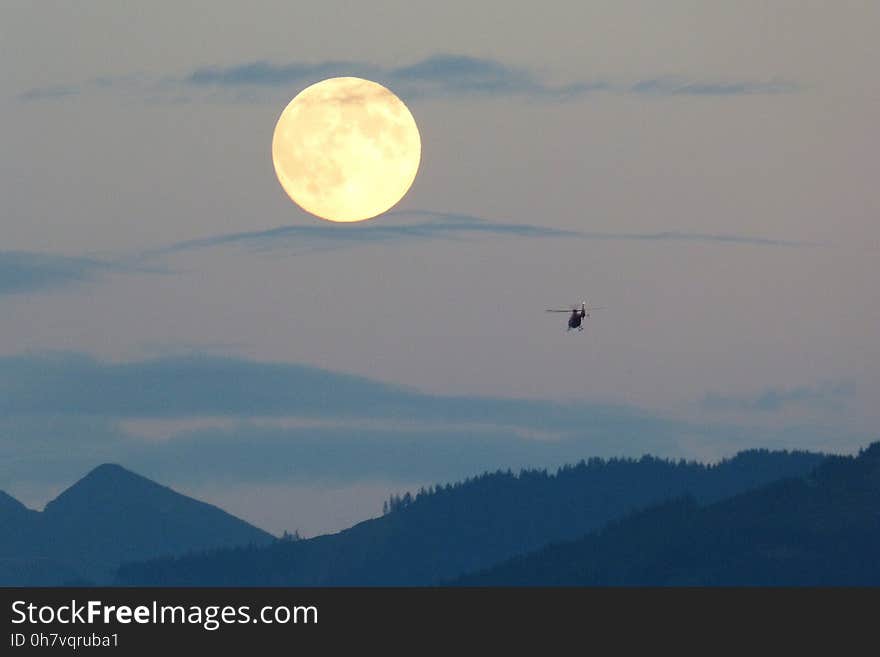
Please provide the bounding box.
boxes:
[271,77,421,222]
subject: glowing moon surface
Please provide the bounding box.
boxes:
[271,77,421,222]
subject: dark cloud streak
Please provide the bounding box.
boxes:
[149,211,578,257]
[20,54,795,103]
[149,210,818,258]
[3,214,813,300]
[0,353,857,487]
[0,251,132,296]
[188,54,794,100]
[187,54,579,99]
[579,230,818,247]
[18,85,79,101]
[0,352,659,436]
[630,77,796,96]
[0,351,684,485]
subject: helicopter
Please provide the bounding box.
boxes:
[545,302,604,331]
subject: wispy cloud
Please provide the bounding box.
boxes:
[188,60,381,87]
[0,352,859,488]
[578,230,817,247]
[3,213,813,299]
[149,211,578,257]
[0,351,680,484]
[630,77,795,96]
[188,54,794,100]
[186,54,608,100]
[0,251,132,296]
[18,85,79,102]
[19,54,796,103]
[149,210,818,259]
[702,380,857,413]
[0,352,658,434]
[0,412,675,488]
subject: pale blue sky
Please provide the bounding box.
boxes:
[1,1,877,535]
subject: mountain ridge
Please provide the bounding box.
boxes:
[117,447,827,586]
[455,441,880,585]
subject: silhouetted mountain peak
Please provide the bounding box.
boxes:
[81,463,147,485]
[44,463,153,515]
[43,463,178,517]
[2,463,275,585]
[87,463,130,476]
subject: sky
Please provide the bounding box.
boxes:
[1,1,878,536]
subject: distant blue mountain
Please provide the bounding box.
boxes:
[117,448,825,585]
[0,464,274,585]
[457,442,880,585]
